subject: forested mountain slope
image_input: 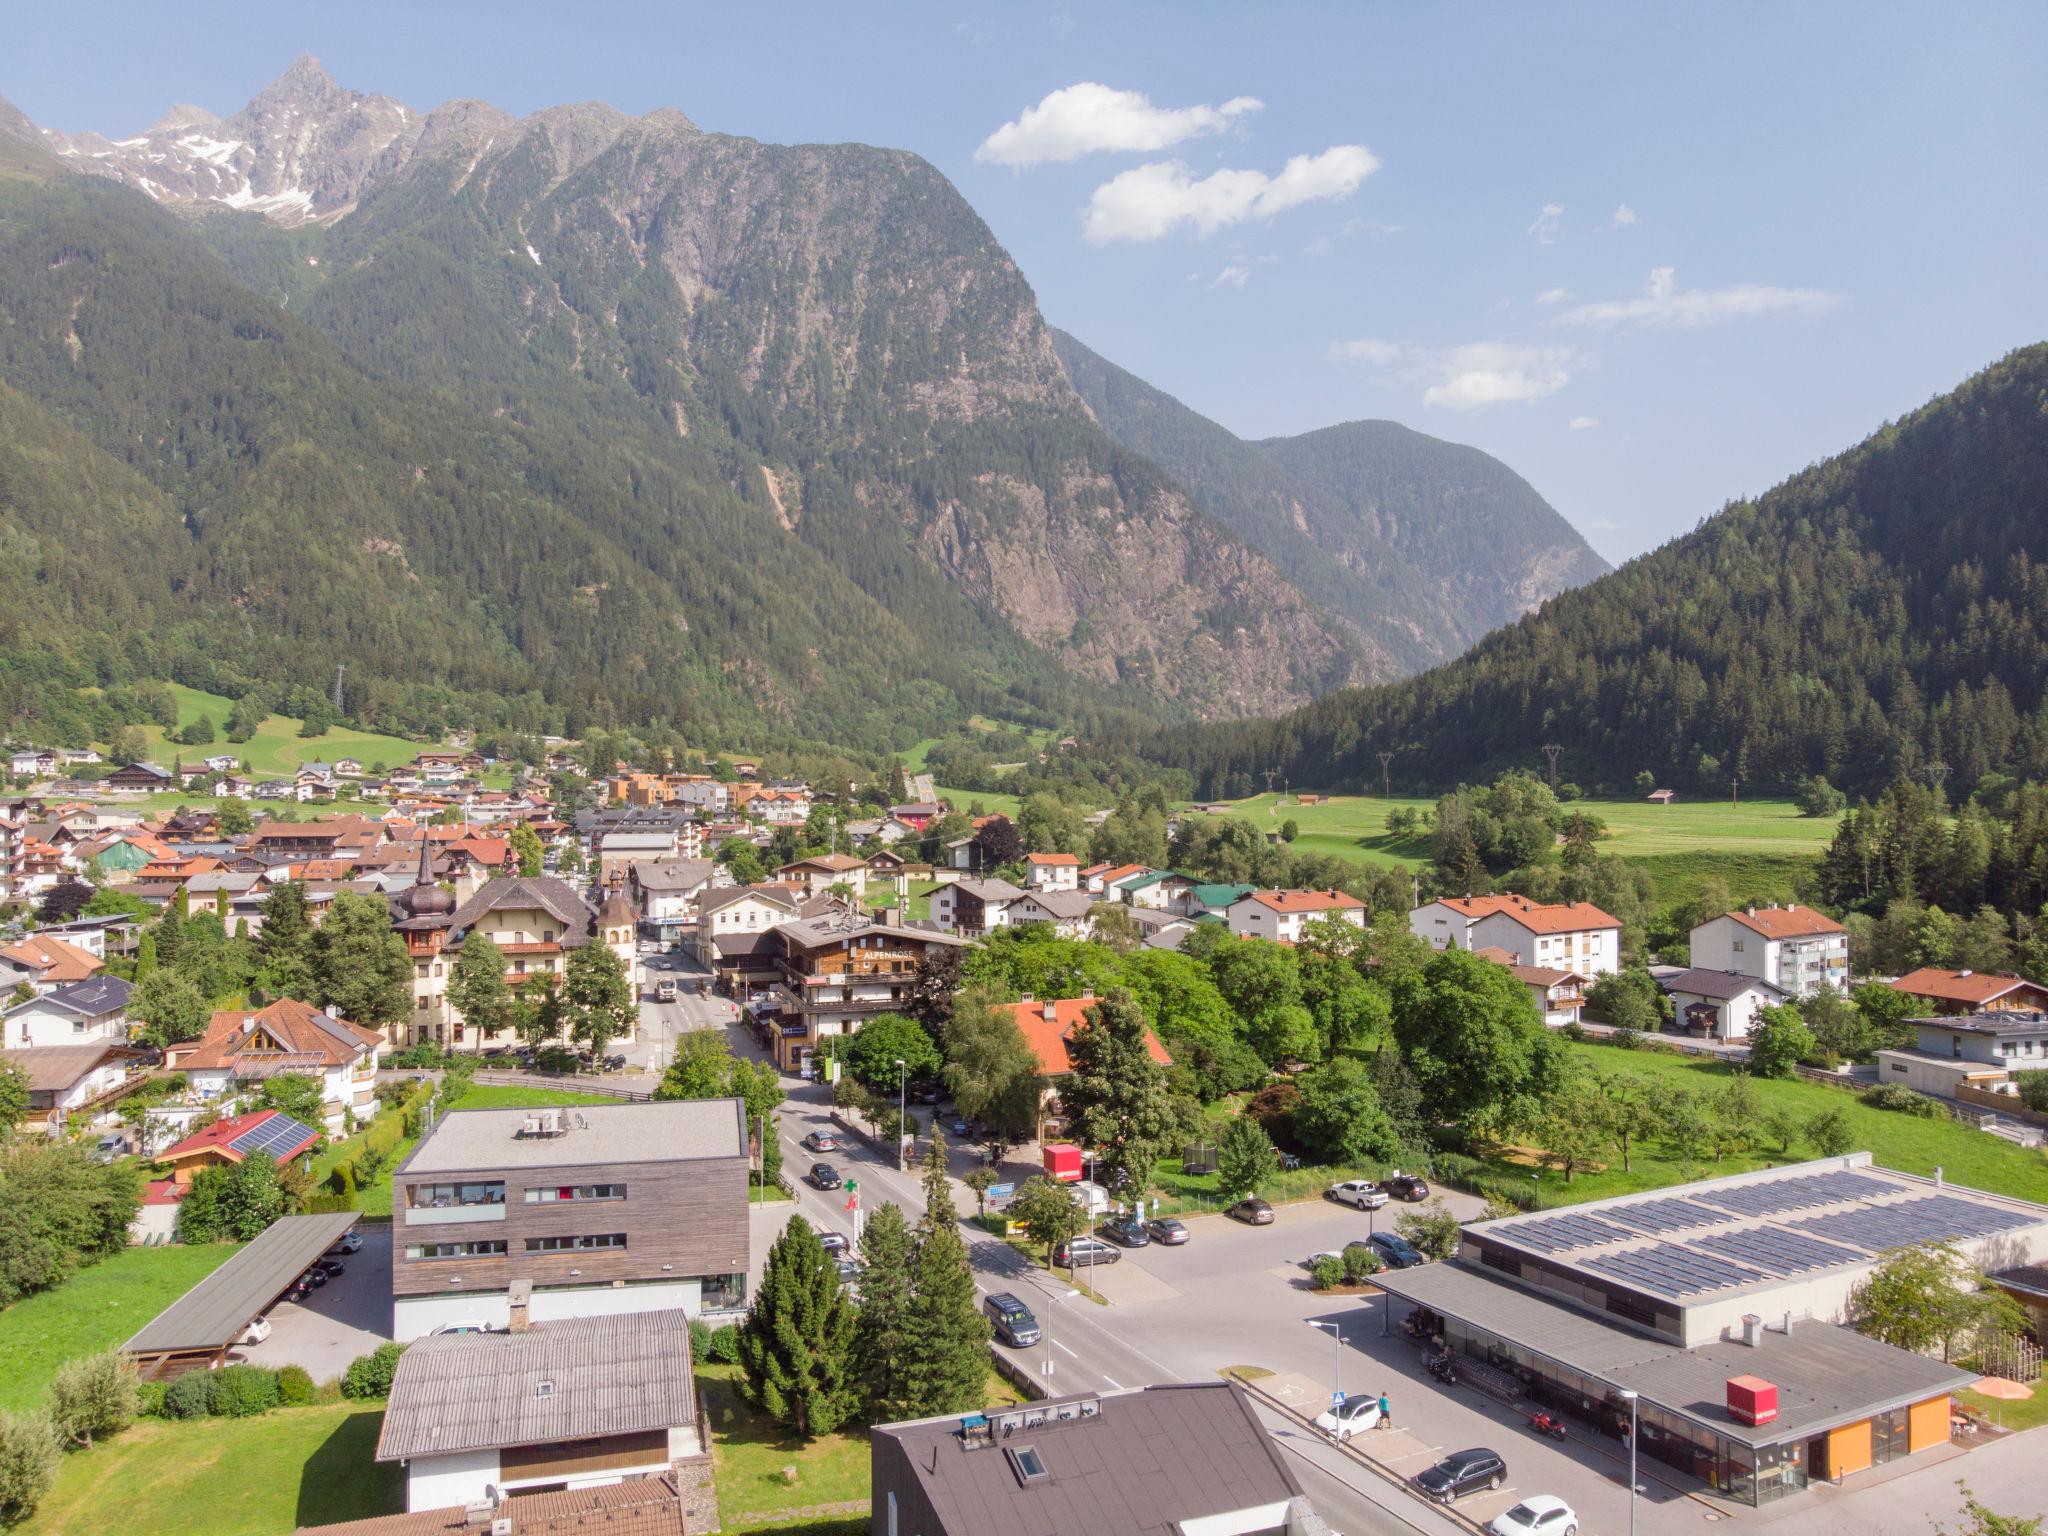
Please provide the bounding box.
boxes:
[1052,328,1607,670]
[1142,344,2048,799]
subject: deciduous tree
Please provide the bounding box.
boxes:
[1062,989,1185,1193]
[1214,1115,1274,1205]
[447,934,512,1042]
[563,943,634,1058]
[1290,1058,1403,1166]
[311,891,410,1029]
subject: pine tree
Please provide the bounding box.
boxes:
[149,905,183,971]
[1062,988,1184,1192]
[850,1201,917,1424]
[917,1122,956,1237]
[736,1215,857,1438]
[902,1218,992,1417]
[132,931,157,984]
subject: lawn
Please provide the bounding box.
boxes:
[0,1244,244,1412]
[936,786,1022,819]
[16,1403,399,1535]
[114,682,432,780]
[1958,1384,2048,1433]
[701,1363,1022,1532]
[1481,1041,2048,1207]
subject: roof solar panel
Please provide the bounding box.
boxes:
[1690,1225,1868,1276]
[1604,1197,1726,1235]
[1503,1212,1637,1254]
[1691,1170,1896,1218]
[1584,1242,1766,1298]
[229,1113,315,1159]
[1792,1196,2034,1253]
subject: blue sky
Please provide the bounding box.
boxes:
[11,1,2045,562]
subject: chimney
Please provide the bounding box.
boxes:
[1020,993,1034,1004]
[463,1486,504,1528]
[1080,987,1095,1000]
[1741,1314,1764,1348]
[1043,1002,1057,1022]
[1934,1166,1945,1190]
[508,1279,532,1332]
[1781,1311,1796,1336]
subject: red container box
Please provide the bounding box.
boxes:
[1042,1143,1083,1183]
[1726,1375,1779,1427]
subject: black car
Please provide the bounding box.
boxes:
[315,1258,346,1278]
[1144,1217,1190,1246]
[1052,1236,1122,1268]
[1386,1173,1431,1202]
[1099,1214,1151,1247]
[1226,1198,1276,1226]
[1414,1448,1505,1504]
[808,1162,843,1190]
[1367,1231,1428,1269]
[911,1083,943,1105]
[298,1267,328,1289]
[817,1231,850,1257]
[983,1292,1041,1347]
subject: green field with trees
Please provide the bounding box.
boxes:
[118,684,430,781]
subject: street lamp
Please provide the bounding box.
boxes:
[1620,1388,1640,1536]
[1045,1286,1080,1383]
[895,1058,907,1170]
[1307,1320,1344,1402]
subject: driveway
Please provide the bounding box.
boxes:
[244,1224,392,1384]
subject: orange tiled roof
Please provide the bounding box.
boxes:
[1722,904,1844,940]
[0,935,103,984]
[174,997,382,1072]
[1889,968,2042,1006]
[1026,852,1081,865]
[1245,888,1366,914]
[1000,995,1173,1076]
[1437,893,1620,933]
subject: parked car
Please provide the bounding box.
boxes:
[432,1320,496,1336]
[298,1267,328,1289]
[315,1258,346,1278]
[949,1117,970,1137]
[817,1231,850,1257]
[802,1130,839,1153]
[1226,1198,1276,1226]
[911,1083,942,1105]
[1367,1231,1428,1269]
[835,1258,863,1286]
[284,1278,313,1303]
[603,1054,627,1072]
[1314,1395,1383,1441]
[1385,1173,1431,1202]
[1099,1214,1151,1247]
[983,1292,1042,1347]
[327,1232,362,1256]
[1051,1236,1123,1269]
[1144,1217,1190,1246]
[1327,1179,1390,1210]
[1274,1149,1302,1170]
[1415,1449,1506,1504]
[1489,1496,1578,1536]
[238,1315,272,1345]
[807,1162,843,1190]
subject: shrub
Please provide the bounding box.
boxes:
[277,1365,315,1406]
[161,1372,213,1420]
[1243,1082,1301,1144]
[2018,1072,2048,1115]
[1608,1026,1642,1050]
[136,1381,168,1419]
[1860,1083,1945,1119]
[707,1324,742,1364]
[0,1411,62,1524]
[1342,1244,1380,1283]
[689,1319,712,1362]
[1560,1019,1586,1044]
[210,1364,280,1418]
[1426,1152,1484,1189]
[46,1350,139,1446]
[1473,1177,1543,1212]
[1309,1254,1345,1291]
[341,1342,403,1400]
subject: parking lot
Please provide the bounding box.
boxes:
[243,1224,392,1381]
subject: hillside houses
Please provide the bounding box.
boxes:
[1409,892,1622,977]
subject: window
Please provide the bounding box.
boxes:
[1732,939,1745,953]
[701,1272,747,1310]
[405,1239,508,1260]
[1007,1446,1049,1486]
[409,1181,506,1209]
[524,1184,626,1203]
[525,1233,627,1253]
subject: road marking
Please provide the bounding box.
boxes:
[1055,1339,1079,1359]
[1101,1375,1124,1390]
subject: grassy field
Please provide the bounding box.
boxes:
[16,1403,398,1535]
[114,683,431,780]
[936,786,1022,819]
[0,1245,244,1412]
[1480,1041,2048,1207]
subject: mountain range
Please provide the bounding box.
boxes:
[0,56,1603,754]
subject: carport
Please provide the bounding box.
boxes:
[122,1211,360,1380]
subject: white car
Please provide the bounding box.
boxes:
[238,1315,272,1345]
[1490,1496,1578,1536]
[1312,1395,1383,1441]
[1328,1179,1389,1210]
[432,1319,496,1336]
[327,1232,362,1256]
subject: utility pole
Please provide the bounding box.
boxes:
[1376,751,1394,799]
[1730,773,1741,809]
[1541,743,1562,793]
[1926,761,1951,800]
[1262,767,1279,795]
[332,663,346,716]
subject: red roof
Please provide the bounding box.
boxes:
[1026,852,1081,865]
[1435,893,1620,934]
[0,935,104,984]
[1243,888,1366,914]
[1000,995,1173,1076]
[1889,968,2044,1006]
[1722,904,1844,940]
[161,1109,318,1166]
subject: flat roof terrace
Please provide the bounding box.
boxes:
[400,1099,746,1176]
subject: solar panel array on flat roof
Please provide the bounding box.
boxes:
[229,1113,315,1160]
[1691,1225,1869,1276]
[1792,1195,2034,1252]
[1502,1211,1638,1254]
[1584,1243,1766,1298]
[1691,1170,1896,1218]
[1604,1197,1726,1235]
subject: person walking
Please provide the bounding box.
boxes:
[1378,1391,1392,1429]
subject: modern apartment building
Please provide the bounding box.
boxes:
[389,1100,750,1341]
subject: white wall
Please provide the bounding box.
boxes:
[407,1447,500,1512]
[7,1003,124,1049]
[394,1278,704,1343]
[1471,913,1618,976]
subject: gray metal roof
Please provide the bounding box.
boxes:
[1371,1262,1974,1447]
[447,876,597,946]
[775,913,972,951]
[400,1099,746,1175]
[630,859,717,892]
[873,1382,1300,1536]
[1664,967,1784,1002]
[952,878,1027,902]
[1016,891,1097,920]
[123,1211,358,1356]
[5,974,131,1018]
[377,1310,697,1461]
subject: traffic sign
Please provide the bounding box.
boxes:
[1332,1390,1345,1409]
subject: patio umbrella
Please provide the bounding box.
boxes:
[1971,1376,2033,1401]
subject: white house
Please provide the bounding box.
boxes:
[0,1041,136,1127]
[1410,893,1621,977]
[1473,947,1589,1027]
[753,789,811,825]
[1023,852,1081,893]
[165,998,382,1135]
[1663,967,1787,1041]
[4,976,132,1049]
[1224,888,1367,944]
[1009,889,1097,939]
[931,877,1028,937]
[630,858,722,926]
[1116,871,1198,911]
[1689,903,1848,1000]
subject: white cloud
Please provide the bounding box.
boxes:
[1609,203,1638,227]
[1534,287,1572,306]
[1212,265,1251,288]
[1528,202,1563,244]
[1570,415,1601,431]
[1556,266,1841,328]
[1329,337,1574,411]
[1083,145,1379,243]
[1300,235,1335,257]
[975,83,1261,168]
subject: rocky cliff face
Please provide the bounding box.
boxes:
[8,58,1382,719]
